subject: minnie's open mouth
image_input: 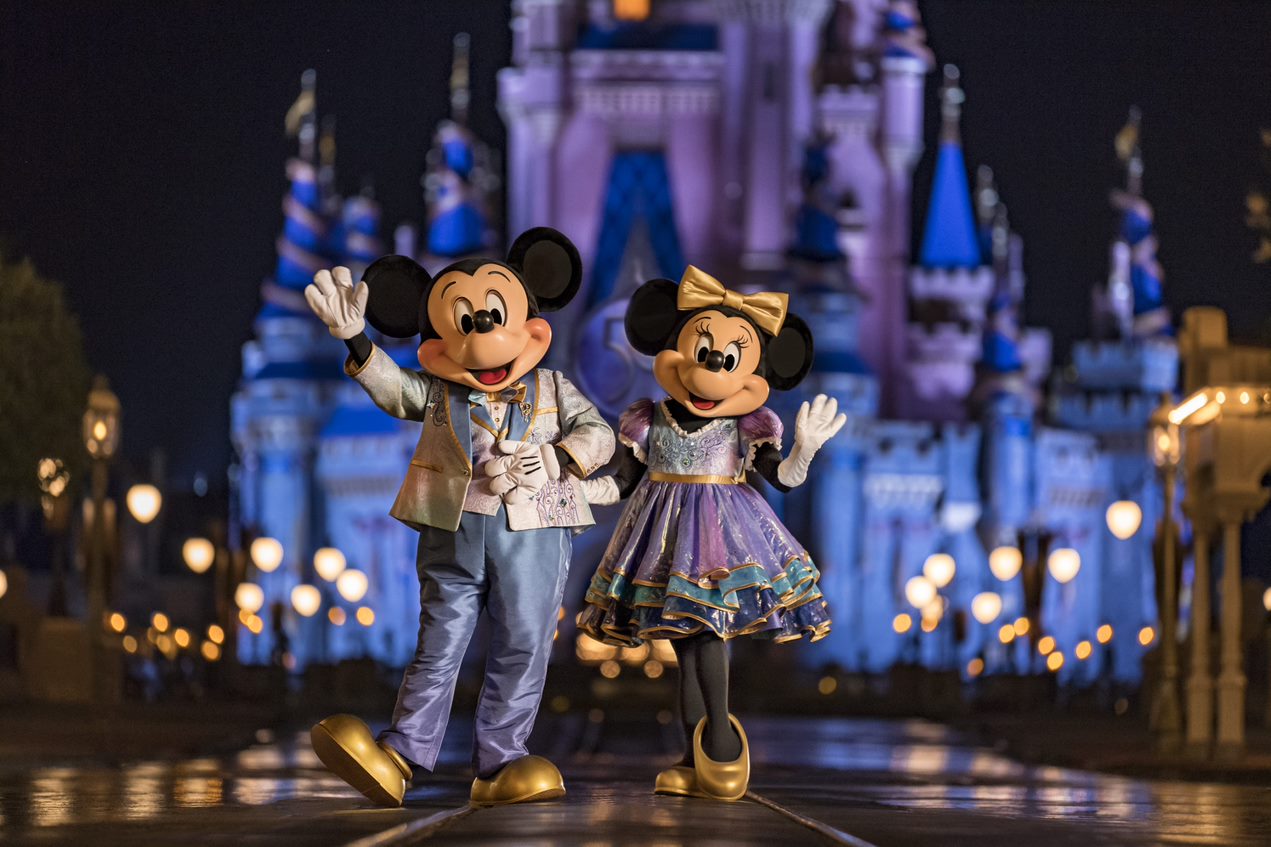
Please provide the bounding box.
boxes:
[688,393,717,411]
[470,364,512,386]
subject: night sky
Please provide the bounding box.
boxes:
[2,1,1269,488]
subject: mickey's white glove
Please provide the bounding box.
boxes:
[483,441,560,504]
[305,266,369,340]
[579,476,620,506]
[777,394,847,488]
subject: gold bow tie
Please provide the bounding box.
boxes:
[676,265,789,336]
[474,383,527,405]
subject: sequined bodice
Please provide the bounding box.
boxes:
[646,403,743,479]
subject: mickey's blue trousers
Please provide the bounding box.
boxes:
[377,507,571,778]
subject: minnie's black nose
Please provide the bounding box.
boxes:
[473,311,496,333]
[704,350,725,372]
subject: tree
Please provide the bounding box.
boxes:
[0,255,90,505]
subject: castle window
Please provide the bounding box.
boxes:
[614,0,650,21]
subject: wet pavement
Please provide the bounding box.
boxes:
[2,711,1271,846]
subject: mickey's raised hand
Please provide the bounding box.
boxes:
[306,266,369,340]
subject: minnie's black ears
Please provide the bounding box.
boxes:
[506,227,582,313]
[625,278,682,356]
[362,255,433,338]
[764,313,815,391]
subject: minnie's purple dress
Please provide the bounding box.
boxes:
[577,399,831,644]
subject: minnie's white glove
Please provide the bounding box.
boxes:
[305,266,369,340]
[777,394,847,488]
[579,476,620,506]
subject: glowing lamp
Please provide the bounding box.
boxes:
[207,624,225,644]
[250,537,284,573]
[893,613,913,634]
[336,569,369,603]
[1075,640,1093,660]
[290,584,321,617]
[922,553,956,588]
[1097,624,1114,644]
[988,546,1022,582]
[1263,588,1271,613]
[83,376,121,460]
[126,484,162,524]
[313,547,347,582]
[1047,651,1064,672]
[183,538,215,574]
[0,569,9,601]
[356,606,375,627]
[1047,548,1081,584]
[235,582,265,614]
[970,592,1003,625]
[904,575,937,610]
[1105,501,1142,540]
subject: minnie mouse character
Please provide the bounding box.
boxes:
[576,265,845,802]
[305,228,614,807]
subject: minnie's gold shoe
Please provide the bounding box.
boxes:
[691,715,750,802]
[653,764,709,798]
[469,755,565,806]
[310,714,412,807]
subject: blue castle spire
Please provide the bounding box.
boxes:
[790,134,844,264]
[1109,108,1170,338]
[424,34,489,260]
[919,66,982,270]
[342,189,383,271]
[261,70,330,319]
[980,204,1024,375]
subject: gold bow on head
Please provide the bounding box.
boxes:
[676,265,788,336]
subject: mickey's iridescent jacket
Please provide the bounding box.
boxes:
[346,343,615,533]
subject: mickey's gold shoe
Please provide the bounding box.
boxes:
[653,764,709,798]
[691,715,750,802]
[310,714,412,807]
[469,755,565,806]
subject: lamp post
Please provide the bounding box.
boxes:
[1149,394,1183,751]
[83,375,120,701]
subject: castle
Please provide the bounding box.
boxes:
[230,0,1175,683]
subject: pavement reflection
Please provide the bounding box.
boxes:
[1,714,1269,846]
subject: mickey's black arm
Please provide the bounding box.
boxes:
[345,332,373,367]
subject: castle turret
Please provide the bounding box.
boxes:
[869,0,934,413]
[900,65,994,422]
[423,33,498,264]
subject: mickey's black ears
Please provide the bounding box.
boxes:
[361,255,433,338]
[625,278,682,356]
[764,313,815,391]
[506,227,582,313]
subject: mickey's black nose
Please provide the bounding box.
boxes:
[704,350,725,372]
[473,311,496,334]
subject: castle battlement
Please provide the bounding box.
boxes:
[1069,337,1178,392]
[907,322,981,360]
[908,265,994,310]
[1051,389,1159,434]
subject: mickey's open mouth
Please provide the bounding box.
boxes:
[470,363,512,385]
[688,392,717,411]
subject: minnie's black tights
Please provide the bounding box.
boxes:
[672,633,742,763]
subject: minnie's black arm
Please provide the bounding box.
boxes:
[751,442,792,493]
[611,443,648,499]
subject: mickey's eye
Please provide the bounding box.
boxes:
[453,298,475,335]
[722,341,742,372]
[694,333,713,364]
[485,290,507,326]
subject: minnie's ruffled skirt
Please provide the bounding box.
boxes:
[576,479,831,645]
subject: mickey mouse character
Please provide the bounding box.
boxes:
[305,228,614,807]
[576,265,845,802]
